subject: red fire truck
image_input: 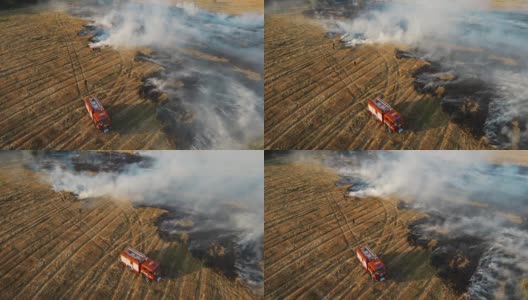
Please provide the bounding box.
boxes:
[120,247,161,282]
[355,246,387,281]
[84,96,111,132]
[367,97,404,133]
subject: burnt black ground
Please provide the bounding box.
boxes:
[27,151,153,173]
[75,4,264,149]
[26,151,264,291]
[322,5,528,149]
[154,206,264,289]
[408,214,487,294]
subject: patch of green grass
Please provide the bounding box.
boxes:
[162,246,202,277]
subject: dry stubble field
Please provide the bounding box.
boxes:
[264,12,490,150]
[0,8,173,150]
[264,160,460,299]
[0,0,263,150]
[0,153,257,299]
[190,0,263,14]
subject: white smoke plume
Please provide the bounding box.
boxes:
[332,1,528,148]
[63,0,264,149]
[45,150,264,245]
[38,151,264,290]
[486,71,528,149]
[337,0,489,47]
[330,151,528,298]
[338,151,487,200]
[466,218,528,300]
[87,1,263,53]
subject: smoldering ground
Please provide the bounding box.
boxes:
[327,151,528,299]
[308,0,528,149]
[30,151,264,292]
[26,150,154,173]
[68,0,263,149]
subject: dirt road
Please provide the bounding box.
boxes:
[264,13,490,150]
[264,160,460,299]
[0,9,171,150]
[0,153,257,299]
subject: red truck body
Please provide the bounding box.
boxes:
[356,246,387,281]
[120,247,161,282]
[367,98,404,133]
[84,96,111,132]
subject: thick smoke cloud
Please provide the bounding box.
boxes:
[330,151,528,298]
[46,151,263,239]
[487,71,528,148]
[65,0,264,149]
[88,1,263,62]
[337,0,488,47]
[333,1,528,148]
[42,151,264,288]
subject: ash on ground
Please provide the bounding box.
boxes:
[28,151,264,293]
[392,45,528,149]
[407,204,528,299]
[408,213,487,294]
[134,47,263,149]
[335,175,370,192]
[155,206,264,292]
[74,4,263,149]
[333,7,528,149]
[27,151,153,173]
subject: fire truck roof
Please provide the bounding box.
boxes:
[123,247,147,263]
[359,246,379,261]
[87,96,104,112]
[372,98,391,113]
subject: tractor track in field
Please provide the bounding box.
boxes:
[4,207,109,294]
[265,47,379,144]
[0,202,106,277]
[264,42,373,110]
[294,50,374,149]
[29,209,124,298]
[60,217,132,298]
[264,13,490,150]
[264,161,461,299]
[0,11,170,150]
[58,13,83,96]
[70,215,135,299]
[311,60,387,149]
[0,157,259,300]
[1,62,117,133]
[11,206,121,298]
